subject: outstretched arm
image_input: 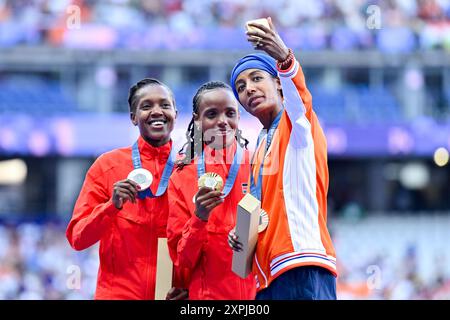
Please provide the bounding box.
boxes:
[246,17,314,122]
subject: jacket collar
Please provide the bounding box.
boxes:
[137,136,172,163]
[202,140,237,165]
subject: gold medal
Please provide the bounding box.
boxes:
[198,172,224,191]
[258,209,269,233]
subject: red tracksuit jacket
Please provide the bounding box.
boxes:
[66,136,184,299]
[167,142,256,300]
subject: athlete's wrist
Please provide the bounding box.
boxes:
[194,210,209,222]
[277,48,294,71]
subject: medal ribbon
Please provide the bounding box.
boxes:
[249,109,283,201]
[197,143,243,198]
[131,140,175,199]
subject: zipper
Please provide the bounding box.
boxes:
[145,159,157,299]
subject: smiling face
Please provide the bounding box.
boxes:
[195,88,239,150]
[234,68,282,121]
[131,84,177,146]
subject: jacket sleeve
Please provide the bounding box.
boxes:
[277,57,314,120]
[66,157,119,251]
[167,178,208,270]
[277,57,317,148]
[171,265,191,290]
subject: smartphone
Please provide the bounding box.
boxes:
[245,18,270,39]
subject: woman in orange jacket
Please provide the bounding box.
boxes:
[228,18,337,300]
[66,78,187,300]
[166,81,256,300]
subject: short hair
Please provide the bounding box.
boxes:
[177,81,249,170]
[127,78,176,114]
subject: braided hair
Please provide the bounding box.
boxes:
[177,81,249,170]
[127,78,176,114]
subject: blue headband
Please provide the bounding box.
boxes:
[230,53,278,101]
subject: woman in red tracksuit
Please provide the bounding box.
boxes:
[166,81,256,300]
[66,78,187,300]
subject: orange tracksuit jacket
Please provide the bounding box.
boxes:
[66,136,184,299]
[251,58,337,292]
[167,142,256,300]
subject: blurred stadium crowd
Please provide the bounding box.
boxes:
[1,215,450,299]
[1,0,450,51]
[0,221,98,299]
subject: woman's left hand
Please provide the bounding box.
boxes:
[166,287,189,300]
[246,16,290,62]
[227,227,243,252]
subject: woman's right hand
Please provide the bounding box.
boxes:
[228,227,243,252]
[112,179,140,209]
[194,186,224,221]
[246,16,290,62]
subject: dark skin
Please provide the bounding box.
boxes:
[112,84,187,300]
[194,88,240,150]
[235,69,283,129]
[229,16,289,251]
[131,84,177,147]
[194,186,224,221]
[166,287,189,300]
[193,88,240,221]
[234,17,289,130]
[246,17,290,61]
[112,84,177,210]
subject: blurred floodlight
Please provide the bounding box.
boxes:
[434,147,449,167]
[28,131,51,156]
[404,68,424,90]
[95,66,117,88]
[0,159,27,185]
[399,162,429,190]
